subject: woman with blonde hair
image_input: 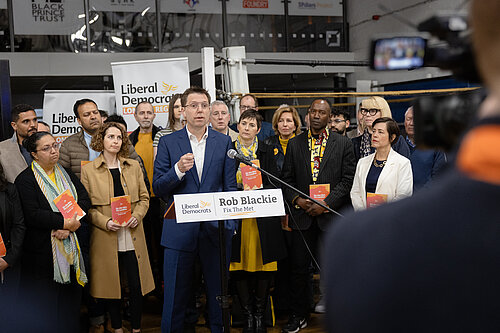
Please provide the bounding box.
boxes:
[351,96,410,161]
[264,104,302,174]
[81,122,154,333]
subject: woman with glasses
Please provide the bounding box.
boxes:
[351,117,413,210]
[351,96,410,161]
[15,131,90,332]
[81,122,154,333]
[265,104,302,175]
[153,93,184,158]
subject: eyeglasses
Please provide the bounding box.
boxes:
[185,103,210,110]
[331,119,346,124]
[37,143,60,153]
[360,108,381,116]
[240,105,255,111]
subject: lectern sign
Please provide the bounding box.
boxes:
[174,189,285,223]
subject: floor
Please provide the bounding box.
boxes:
[134,294,326,332]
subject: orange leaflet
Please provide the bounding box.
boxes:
[111,195,132,226]
[241,159,263,191]
[0,233,6,257]
[366,192,388,209]
[53,189,86,220]
[309,184,330,201]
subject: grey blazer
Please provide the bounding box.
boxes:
[0,136,28,183]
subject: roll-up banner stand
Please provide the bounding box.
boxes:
[42,90,116,143]
[111,58,190,131]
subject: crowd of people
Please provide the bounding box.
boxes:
[0,87,447,333]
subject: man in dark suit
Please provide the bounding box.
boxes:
[153,87,237,333]
[324,1,500,331]
[281,98,356,332]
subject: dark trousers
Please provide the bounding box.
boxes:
[289,223,323,319]
[161,225,233,333]
[18,269,82,333]
[143,197,164,291]
[107,251,143,330]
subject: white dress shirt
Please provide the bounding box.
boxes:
[175,126,209,181]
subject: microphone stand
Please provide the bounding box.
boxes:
[239,159,342,217]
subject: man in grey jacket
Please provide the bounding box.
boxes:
[0,104,38,183]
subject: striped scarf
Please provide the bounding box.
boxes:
[360,128,373,158]
[31,161,87,287]
[235,136,258,186]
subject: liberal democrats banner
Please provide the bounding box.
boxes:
[111,57,190,130]
[43,90,116,143]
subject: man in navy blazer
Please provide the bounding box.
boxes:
[153,87,237,333]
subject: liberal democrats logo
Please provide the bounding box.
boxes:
[161,82,178,95]
[184,0,199,8]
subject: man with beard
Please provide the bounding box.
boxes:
[0,104,38,182]
[329,106,351,136]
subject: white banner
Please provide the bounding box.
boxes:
[174,189,285,223]
[163,0,342,16]
[90,0,156,13]
[13,0,85,35]
[42,90,116,143]
[111,57,190,131]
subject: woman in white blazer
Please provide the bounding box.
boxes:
[351,117,413,210]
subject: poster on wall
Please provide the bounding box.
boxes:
[111,57,190,130]
[163,0,341,16]
[90,0,156,13]
[43,90,116,143]
[12,0,85,35]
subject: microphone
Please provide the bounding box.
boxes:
[227,149,253,166]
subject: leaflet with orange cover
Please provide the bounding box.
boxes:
[164,201,176,219]
[241,159,263,191]
[81,161,91,168]
[111,195,132,226]
[53,189,86,220]
[309,184,330,201]
[0,232,6,257]
[366,193,388,209]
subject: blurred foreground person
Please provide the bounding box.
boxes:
[350,117,413,210]
[81,122,154,333]
[15,132,90,333]
[324,1,500,331]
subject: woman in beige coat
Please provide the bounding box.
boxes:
[81,122,154,333]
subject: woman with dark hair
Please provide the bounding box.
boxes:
[14,131,90,333]
[265,104,302,175]
[81,122,154,333]
[230,109,287,333]
[351,117,413,210]
[153,93,184,158]
[0,162,25,300]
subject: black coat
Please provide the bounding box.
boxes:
[324,168,500,332]
[230,141,287,265]
[0,183,25,267]
[281,130,356,231]
[264,135,286,176]
[14,167,91,280]
[129,125,161,147]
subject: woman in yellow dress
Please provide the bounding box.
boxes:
[230,109,287,333]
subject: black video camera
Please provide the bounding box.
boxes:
[370,14,483,151]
